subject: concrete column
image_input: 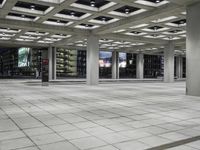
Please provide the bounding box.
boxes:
[186,2,200,96]
[52,47,57,80]
[176,56,183,79]
[86,34,99,85]
[164,41,174,83]
[48,46,53,81]
[136,53,144,79]
[112,50,119,79]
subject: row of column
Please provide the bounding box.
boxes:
[46,2,200,97]
[47,40,184,83]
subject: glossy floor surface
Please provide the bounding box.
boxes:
[0,80,200,150]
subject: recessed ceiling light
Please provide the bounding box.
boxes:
[70,11,75,16]
[90,0,95,7]
[102,17,106,22]
[30,5,35,10]
[156,0,160,3]
[125,8,129,14]
[21,14,25,18]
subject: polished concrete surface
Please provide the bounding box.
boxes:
[0,80,200,150]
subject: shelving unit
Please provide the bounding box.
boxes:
[56,48,77,78]
[77,50,86,78]
[144,55,163,78]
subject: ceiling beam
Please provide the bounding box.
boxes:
[101,33,167,44]
[92,3,184,34]
[0,18,89,36]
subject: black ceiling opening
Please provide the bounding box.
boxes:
[94,16,113,21]
[115,6,140,14]
[0,0,3,5]
[172,19,186,25]
[8,12,36,19]
[168,30,182,33]
[15,1,49,11]
[145,0,165,3]
[130,31,141,34]
[59,9,86,17]
[47,19,69,24]
[75,0,109,8]
[148,26,163,30]
[80,23,94,27]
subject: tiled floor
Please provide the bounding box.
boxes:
[0,80,200,150]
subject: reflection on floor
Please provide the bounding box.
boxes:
[0,80,200,150]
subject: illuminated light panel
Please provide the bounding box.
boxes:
[0,33,15,37]
[0,37,10,40]
[38,40,53,43]
[152,16,178,23]
[15,38,33,42]
[130,24,149,29]
[51,34,71,38]
[113,29,126,33]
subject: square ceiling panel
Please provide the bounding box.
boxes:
[115,6,140,14]
[43,18,73,26]
[94,16,113,22]
[59,9,86,17]
[134,0,169,7]
[145,0,165,3]
[7,12,36,19]
[109,5,146,17]
[172,19,186,25]
[75,0,109,8]
[148,26,163,30]
[15,1,49,11]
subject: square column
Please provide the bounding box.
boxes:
[186,2,200,96]
[86,34,99,85]
[164,41,174,83]
[52,47,57,80]
[112,50,119,79]
[136,53,144,79]
[176,56,183,79]
[48,46,53,81]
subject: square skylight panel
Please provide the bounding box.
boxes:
[108,5,146,17]
[163,30,186,35]
[0,27,21,33]
[43,19,73,26]
[55,9,91,20]
[89,16,119,24]
[125,31,147,36]
[165,19,186,27]
[71,0,116,12]
[6,12,38,21]
[75,23,99,29]
[13,1,53,15]
[142,26,169,32]
[135,0,169,7]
